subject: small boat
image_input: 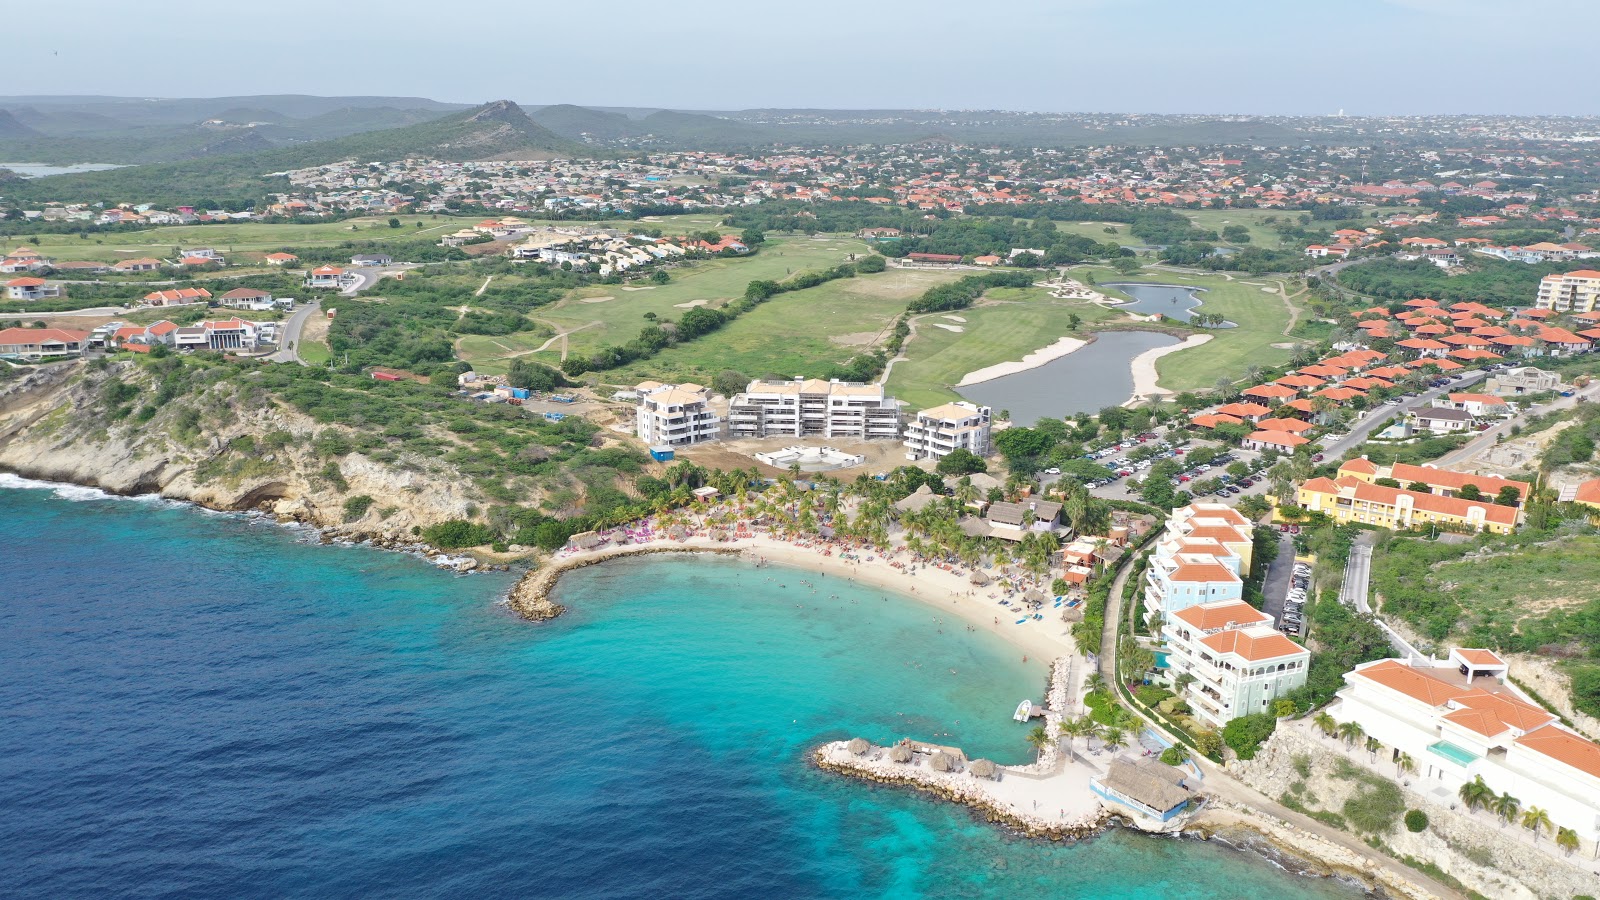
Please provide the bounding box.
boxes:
[1013,700,1034,722]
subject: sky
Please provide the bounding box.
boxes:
[6,0,1598,116]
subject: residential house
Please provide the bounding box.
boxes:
[1243,429,1311,453]
[1413,405,1474,434]
[113,258,163,273]
[634,382,722,446]
[1534,270,1600,313]
[219,288,276,311]
[984,499,1063,540]
[0,247,51,272]
[350,253,393,266]
[143,287,212,306]
[1443,393,1511,417]
[727,378,901,440]
[1486,366,1562,395]
[1162,599,1309,727]
[265,252,299,266]
[1337,458,1529,503]
[305,266,347,288]
[0,327,91,360]
[1142,502,1253,624]
[903,402,992,461]
[1332,651,1600,847]
[4,277,63,301]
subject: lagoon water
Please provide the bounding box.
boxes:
[0,480,1362,899]
[958,330,1180,425]
[1102,283,1205,322]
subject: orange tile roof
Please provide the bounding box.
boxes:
[1339,457,1378,476]
[1242,383,1298,400]
[1200,628,1307,662]
[1248,429,1309,447]
[1515,726,1600,780]
[1256,417,1315,434]
[1167,560,1242,584]
[1388,463,1528,499]
[1171,598,1267,627]
[1352,659,1470,707]
[1216,402,1271,418]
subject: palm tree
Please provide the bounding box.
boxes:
[1555,826,1580,857]
[1364,736,1381,761]
[1101,725,1128,754]
[1457,775,1493,812]
[1085,673,1107,696]
[1058,716,1094,762]
[1336,720,1365,751]
[1312,711,1337,739]
[1395,752,1415,778]
[1492,792,1521,828]
[1521,806,1551,842]
[1027,725,1050,761]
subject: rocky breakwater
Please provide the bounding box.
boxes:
[814,740,1116,841]
[507,543,749,622]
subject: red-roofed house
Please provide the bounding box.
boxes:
[1164,599,1308,726]
[1297,475,1518,533]
[0,327,91,360]
[1244,430,1310,452]
[5,277,63,301]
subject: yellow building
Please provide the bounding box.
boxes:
[1296,476,1519,534]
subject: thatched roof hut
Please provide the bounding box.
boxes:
[969,570,990,586]
[930,751,956,772]
[572,531,602,550]
[1024,589,1047,605]
[710,528,729,542]
[969,758,998,780]
[668,525,687,541]
[847,737,870,756]
[890,743,913,763]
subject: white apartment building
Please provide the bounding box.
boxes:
[727,378,901,440]
[1334,650,1600,847]
[1534,269,1600,312]
[1142,502,1254,624]
[1162,599,1309,727]
[634,381,722,446]
[903,402,991,462]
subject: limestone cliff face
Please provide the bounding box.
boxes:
[0,360,477,542]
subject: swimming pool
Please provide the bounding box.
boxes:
[1427,740,1479,767]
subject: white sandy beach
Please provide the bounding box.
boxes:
[955,336,1089,387]
[540,530,1076,662]
[1128,334,1212,398]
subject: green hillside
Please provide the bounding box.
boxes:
[0,100,584,207]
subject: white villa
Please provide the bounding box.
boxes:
[903,402,991,462]
[727,378,901,440]
[1162,599,1309,727]
[1333,650,1600,847]
[634,381,721,447]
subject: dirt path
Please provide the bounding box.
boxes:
[1275,279,1306,337]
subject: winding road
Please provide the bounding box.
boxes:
[266,299,321,364]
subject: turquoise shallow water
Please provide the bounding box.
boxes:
[0,479,1366,899]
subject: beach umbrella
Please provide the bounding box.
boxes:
[930,752,955,772]
[969,570,990,586]
[668,525,687,541]
[847,737,870,756]
[711,529,728,542]
[890,744,913,764]
[969,759,997,780]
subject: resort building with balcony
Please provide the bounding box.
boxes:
[903,402,991,462]
[1142,502,1254,624]
[1161,599,1309,727]
[1331,650,1600,848]
[726,378,901,440]
[634,381,722,446]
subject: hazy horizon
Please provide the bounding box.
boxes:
[8,0,1595,117]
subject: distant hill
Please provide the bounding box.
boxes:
[0,109,40,140]
[636,110,771,146]
[531,104,636,142]
[0,100,586,206]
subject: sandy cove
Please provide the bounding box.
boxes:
[1128,333,1212,399]
[510,532,1075,662]
[955,336,1089,387]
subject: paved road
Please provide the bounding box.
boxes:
[1433,380,1600,468]
[1259,532,1298,627]
[343,263,423,295]
[267,299,321,364]
[1318,369,1486,460]
[1338,532,1376,614]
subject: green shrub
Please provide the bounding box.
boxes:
[1404,809,1428,833]
[421,519,497,549]
[1159,746,1185,766]
[1222,712,1277,760]
[342,495,374,522]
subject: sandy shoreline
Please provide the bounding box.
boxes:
[1128,333,1212,399]
[515,533,1075,662]
[955,335,1090,387]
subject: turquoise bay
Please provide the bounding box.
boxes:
[0,481,1363,899]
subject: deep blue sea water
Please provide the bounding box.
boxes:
[0,479,1366,899]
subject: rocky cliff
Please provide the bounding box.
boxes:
[0,360,478,547]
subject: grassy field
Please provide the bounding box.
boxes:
[601,265,962,385]
[1091,267,1297,394]
[462,235,875,367]
[885,285,1123,410]
[7,212,733,264]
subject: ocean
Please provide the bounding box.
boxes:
[0,479,1366,899]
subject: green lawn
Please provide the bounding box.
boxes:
[1092,268,1296,394]
[885,285,1121,410]
[297,338,331,365]
[602,265,961,385]
[10,215,494,262]
[523,235,874,361]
